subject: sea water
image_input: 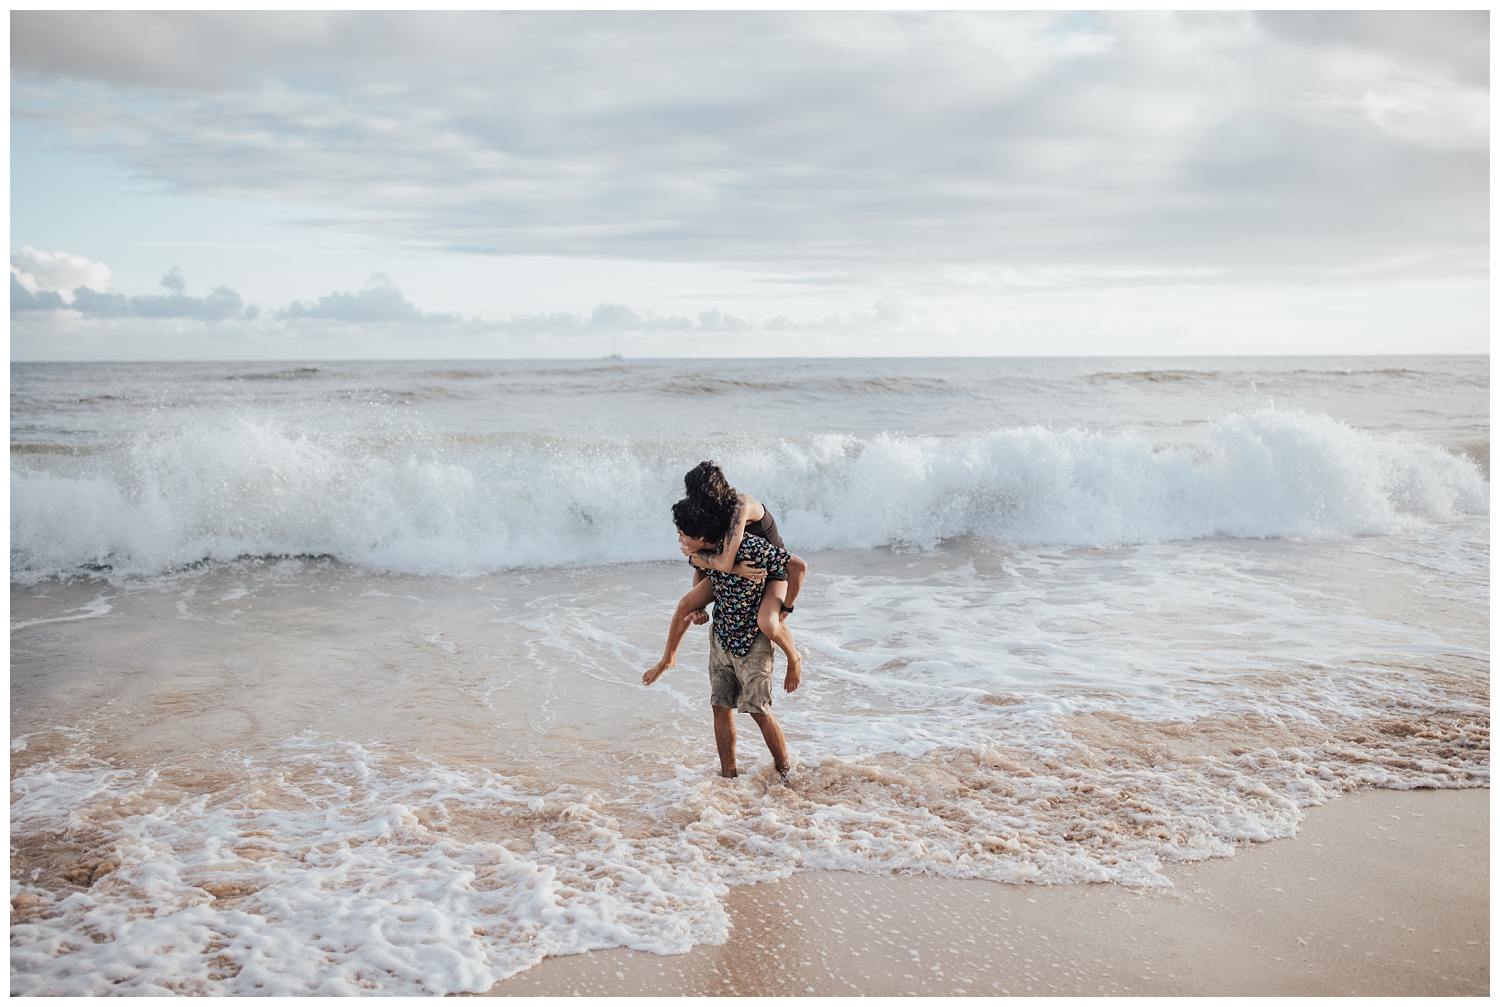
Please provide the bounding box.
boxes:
[10,356,1489,995]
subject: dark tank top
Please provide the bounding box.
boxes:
[744,507,785,551]
[743,508,788,582]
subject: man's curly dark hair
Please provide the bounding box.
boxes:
[671,496,730,544]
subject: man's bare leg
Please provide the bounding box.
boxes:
[713,705,738,777]
[749,711,790,782]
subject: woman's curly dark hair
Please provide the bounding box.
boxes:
[684,461,738,521]
[671,496,730,544]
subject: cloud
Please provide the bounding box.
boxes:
[159,266,187,294]
[9,256,257,320]
[1303,80,1488,151]
[1258,11,1488,87]
[7,255,771,333]
[70,283,255,321]
[10,274,68,311]
[9,12,1488,286]
[11,246,113,303]
[10,11,352,90]
[277,274,457,323]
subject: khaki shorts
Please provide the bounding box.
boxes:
[709,631,774,714]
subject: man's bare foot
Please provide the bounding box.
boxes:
[643,658,673,686]
[784,652,802,693]
[719,766,739,778]
[775,765,793,787]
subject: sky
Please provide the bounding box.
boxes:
[9,10,1491,361]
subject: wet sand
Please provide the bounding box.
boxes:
[485,787,1487,996]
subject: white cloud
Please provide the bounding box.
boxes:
[10,246,113,303]
[1305,79,1488,150]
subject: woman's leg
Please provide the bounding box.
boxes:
[783,555,807,615]
[757,582,802,689]
[644,579,715,685]
[684,567,710,625]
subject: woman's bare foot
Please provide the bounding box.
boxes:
[643,657,673,685]
[784,652,801,693]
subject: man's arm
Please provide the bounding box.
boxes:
[644,578,716,685]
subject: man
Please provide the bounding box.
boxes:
[643,497,800,782]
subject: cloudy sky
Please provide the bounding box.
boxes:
[10,10,1489,360]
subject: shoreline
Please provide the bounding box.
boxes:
[484,787,1488,997]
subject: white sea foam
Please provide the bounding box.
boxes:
[9,592,114,631]
[11,693,1484,997]
[10,408,1486,581]
[10,739,731,996]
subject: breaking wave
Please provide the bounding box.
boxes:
[12,408,1488,581]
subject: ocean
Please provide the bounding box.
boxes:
[10,356,1489,995]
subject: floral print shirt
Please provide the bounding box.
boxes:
[698,533,789,657]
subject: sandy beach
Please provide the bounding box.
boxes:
[487,787,1488,997]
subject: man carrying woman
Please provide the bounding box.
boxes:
[642,463,807,782]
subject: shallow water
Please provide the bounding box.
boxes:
[10,356,1488,994]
